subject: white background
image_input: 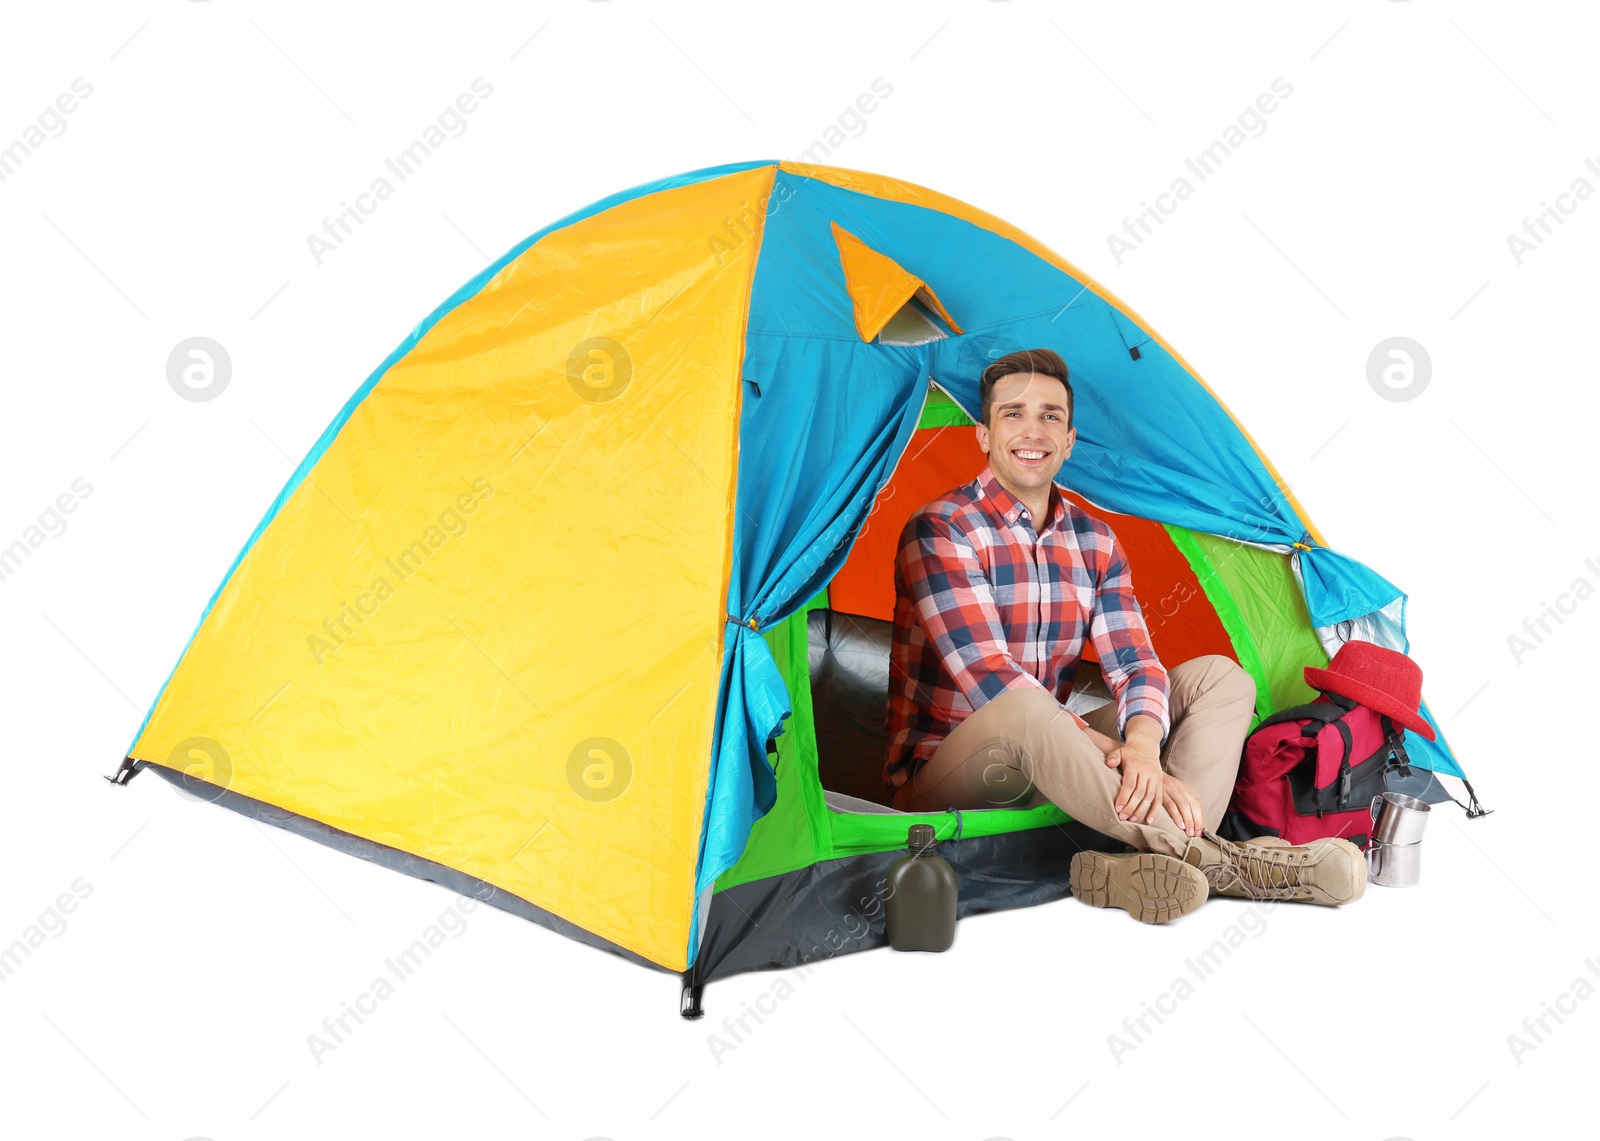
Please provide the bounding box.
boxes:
[1,2,1593,1138]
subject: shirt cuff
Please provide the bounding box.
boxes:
[1118,704,1170,749]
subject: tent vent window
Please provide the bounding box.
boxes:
[877,294,951,346]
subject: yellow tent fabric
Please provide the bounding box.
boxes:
[130,166,775,970]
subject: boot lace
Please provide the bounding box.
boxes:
[1202,836,1314,899]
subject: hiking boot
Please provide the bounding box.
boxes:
[1183,829,1366,906]
[1070,849,1209,924]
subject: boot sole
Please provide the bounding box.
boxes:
[1070,851,1208,924]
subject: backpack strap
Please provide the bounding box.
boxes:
[1378,713,1413,780]
[1258,696,1356,817]
[1256,700,1349,734]
[1300,693,1360,807]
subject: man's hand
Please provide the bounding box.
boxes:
[1105,714,1166,825]
[1160,776,1204,838]
[1079,724,1121,758]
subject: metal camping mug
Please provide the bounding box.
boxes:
[1370,791,1430,845]
[1367,838,1421,888]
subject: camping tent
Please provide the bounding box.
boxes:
[111,159,1470,1016]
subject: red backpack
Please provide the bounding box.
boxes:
[1221,691,1413,849]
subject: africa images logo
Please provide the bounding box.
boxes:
[309,479,495,664]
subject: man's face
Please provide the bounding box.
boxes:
[976,372,1075,499]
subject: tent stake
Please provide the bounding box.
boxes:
[680,980,705,1020]
[104,757,144,786]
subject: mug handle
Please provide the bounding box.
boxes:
[1370,793,1384,824]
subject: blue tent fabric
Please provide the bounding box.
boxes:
[693,336,927,927]
[1297,546,1407,629]
[1409,699,1463,778]
[688,182,937,960]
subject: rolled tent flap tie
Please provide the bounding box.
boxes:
[1294,542,1408,640]
[1291,541,1413,672]
[698,617,787,891]
[1289,542,1466,780]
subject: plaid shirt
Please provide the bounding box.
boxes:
[884,464,1170,791]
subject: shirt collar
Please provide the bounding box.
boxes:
[975,464,1065,533]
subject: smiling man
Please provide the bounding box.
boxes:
[883,348,1366,923]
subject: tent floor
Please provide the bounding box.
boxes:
[685,816,1117,1002]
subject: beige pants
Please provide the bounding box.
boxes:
[890,655,1256,858]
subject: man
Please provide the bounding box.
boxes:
[883,348,1365,923]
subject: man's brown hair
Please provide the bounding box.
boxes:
[978,347,1074,429]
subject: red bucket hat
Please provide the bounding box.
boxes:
[1303,640,1436,741]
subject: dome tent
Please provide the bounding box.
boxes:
[111,160,1468,1016]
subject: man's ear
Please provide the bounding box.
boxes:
[975,420,989,455]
